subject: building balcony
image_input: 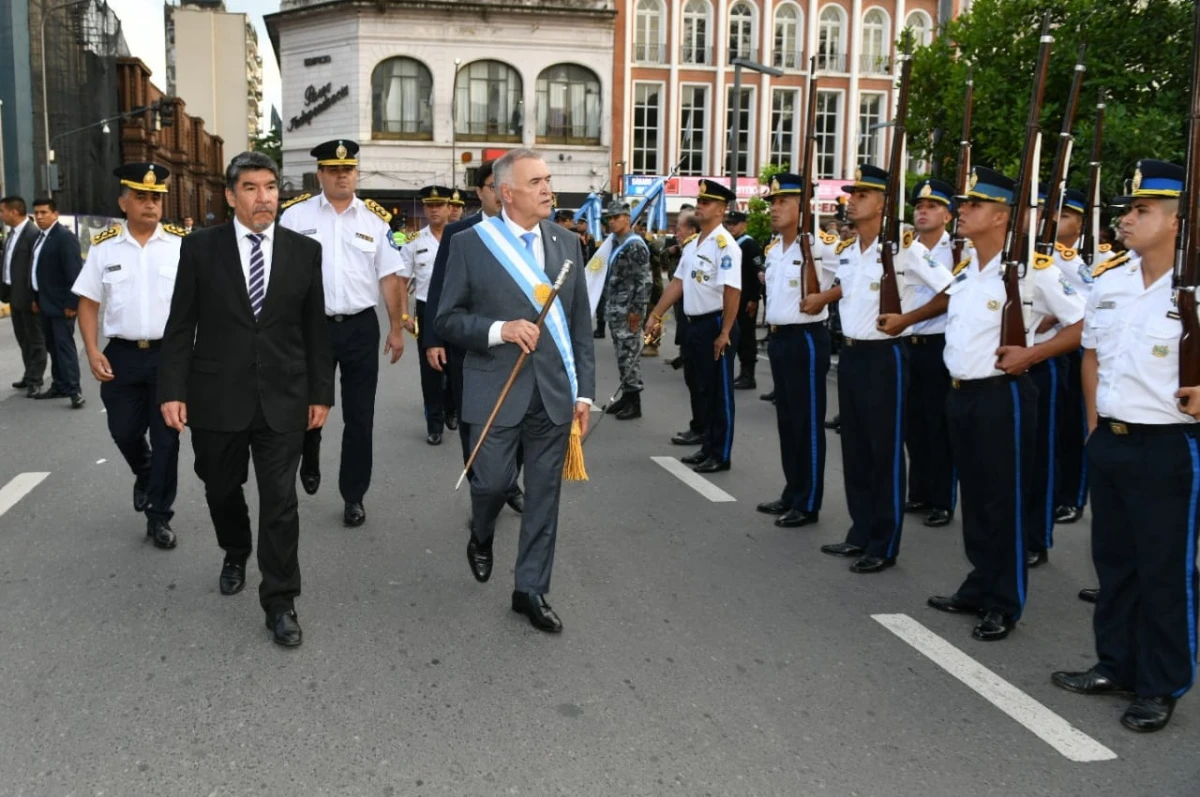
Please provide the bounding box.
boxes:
[728,47,759,64]
[632,43,666,65]
[773,48,805,71]
[860,54,892,75]
[681,45,713,66]
[815,52,847,72]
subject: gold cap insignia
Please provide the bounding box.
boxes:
[336,142,348,160]
[533,283,552,306]
[1132,167,1143,192]
[430,187,440,197]
[969,172,979,191]
[855,167,863,183]
[770,177,780,192]
[452,190,460,201]
[144,169,157,186]
[919,183,932,198]
[698,180,708,195]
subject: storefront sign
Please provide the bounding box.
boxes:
[287,82,349,131]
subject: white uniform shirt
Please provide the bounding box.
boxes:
[278,193,402,315]
[398,226,442,302]
[763,234,838,325]
[1034,239,1117,344]
[31,226,50,291]
[3,217,29,285]
[71,224,183,340]
[900,231,955,335]
[835,235,908,340]
[672,224,742,316]
[943,249,1086,380]
[1083,253,1196,425]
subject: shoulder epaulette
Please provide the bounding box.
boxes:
[818,230,837,246]
[91,225,121,246]
[1054,241,1077,261]
[835,237,856,256]
[764,238,779,255]
[902,230,914,249]
[1091,252,1131,279]
[715,233,728,249]
[952,258,970,276]
[683,233,698,246]
[1098,243,1113,253]
[162,224,188,237]
[1033,253,1054,270]
[365,198,392,223]
[280,193,312,212]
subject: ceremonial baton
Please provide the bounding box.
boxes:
[455,260,575,490]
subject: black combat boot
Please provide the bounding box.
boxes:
[616,391,642,420]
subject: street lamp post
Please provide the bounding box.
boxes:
[40,0,92,195]
[451,57,461,188]
[728,57,784,195]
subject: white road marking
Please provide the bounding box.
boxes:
[0,472,50,519]
[96,458,107,465]
[651,456,736,502]
[873,613,1117,763]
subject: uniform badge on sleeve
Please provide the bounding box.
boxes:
[1059,276,1076,295]
[720,254,733,270]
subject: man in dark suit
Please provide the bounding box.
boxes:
[0,196,47,396]
[159,151,334,648]
[29,198,84,407]
[435,148,596,634]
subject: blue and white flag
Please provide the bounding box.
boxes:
[630,176,669,235]
[573,193,604,245]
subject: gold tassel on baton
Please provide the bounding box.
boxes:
[455,260,585,490]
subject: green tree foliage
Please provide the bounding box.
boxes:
[747,162,788,244]
[908,0,1190,202]
[252,127,283,172]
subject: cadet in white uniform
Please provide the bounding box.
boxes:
[278,139,405,528]
[1052,160,1200,734]
[645,180,741,472]
[926,167,1086,642]
[72,163,184,550]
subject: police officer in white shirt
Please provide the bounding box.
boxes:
[754,173,838,528]
[1052,160,1200,734]
[926,166,1085,642]
[645,180,741,473]
[72,163,185,550]
[278,139,405,528]
[398,185,457,445]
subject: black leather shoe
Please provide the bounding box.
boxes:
[924,508,953,527]
[593,327,606,339]
[927,594,983,615]
[146,517,176,550]
[133,473,150,513]
[25,385,40,398]
[33,386,67,400]
[467,535,493,583]
[266,609,303,647]
[344,502,366,527]
[680,450,708,465]
[426,433,443,446]
[850,555,895,574]
[70,393,86,409]
[506,488,524,514]
[1078,588,1099,604]
[12,379,28,389]
[823,415,840,430]
[904,501,930,514]
[693,458,730,473]
[445,412,458,431]
[219,557,247,596]
[669,356,684,370]
[1051,668,1132,696]
[972,611,1015,641]
[776,509,819,528]
[605,395,629,415]
[1054,505,1084,524]
[671,429,704,446]
[820,542,865,558]
[300,470,320,496]
[1121,696,1176,733]
[511,591,563,633]
[733,374,756,390]
[1027,549,1049,568]
[759,391,775,402]
[615,394,642,420]
[756,499,788,515]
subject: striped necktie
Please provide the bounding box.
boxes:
[247,233,265,318]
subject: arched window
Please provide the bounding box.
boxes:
[861,9,891,74]
[634,0,666,63]
[905,10,933,47]
[772,3,803,70]
[536,64,602,145]
[454,60,523,142]
[371,57,433,139]
[817,6,845,72]
[682,0,712,65]
[728,1,756,62]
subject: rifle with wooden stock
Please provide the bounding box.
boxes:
[1175,0,1200,398]
[1080,90,1106,270]
[1035,44,1086,265]
[799,56,822,298]
[878,43,914,317]
[951,67,974,267]
[1000,13,1054,349]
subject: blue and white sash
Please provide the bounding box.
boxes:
[474,217,578,401]
[608,233,648,269]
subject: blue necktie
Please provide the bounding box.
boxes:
[521,232,536,255]
[247,233,265,318]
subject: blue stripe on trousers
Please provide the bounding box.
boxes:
[1175,436,1200,698]
[886,345,904,558]
[1011,382,1027,611]
[1045,357,1058,548]
[719,316,734,462]
[805,331,818,512]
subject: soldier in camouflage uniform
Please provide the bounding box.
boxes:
[636,217,666,357]
[601,200,651,420]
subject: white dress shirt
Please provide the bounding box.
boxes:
[900,231,955,335]
[31,226,49,291]
[232,216,274,297]
[3,217,29,285]
[398,226,442,302]
[672,224,742,316]
[71,224,183,340]
[763,234,839,325]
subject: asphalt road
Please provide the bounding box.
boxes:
[0,314,1195,797]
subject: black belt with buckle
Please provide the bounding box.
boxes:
[950,375,1015,392]
[685,310,721,324]
[908,333,946,345]
[769,322,823,337]
[1100,417,1197,437]
[843,337,900,349]
[327,308,373,323]
[110,338,161,350]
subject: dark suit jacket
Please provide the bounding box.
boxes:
[32,223,82,316]
[159,222,335,433]
[434,217,596,428]
[738,236,763,305]
[423,211,482,350]
[1,221,40,310]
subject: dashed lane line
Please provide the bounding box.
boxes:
[872,613,1117,763]
[651,456,736,503]
[0,472,50,519]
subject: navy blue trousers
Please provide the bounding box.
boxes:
[1027,356,1066,552]
[904,334,957,512]
[767,324,830,512]
[682,314,738,463]
[1056,349,1089,510]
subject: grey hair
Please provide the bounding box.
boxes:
[492,148,543,191]
[225,151,280,191]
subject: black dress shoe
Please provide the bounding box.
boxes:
[445,412,459,431]
[972,611,1015,641]
[300,470,320,496]
[25,385,40,398]
[733,374,756,390]
[266,609,303,647]
[133,473,150,513]
[467,535,493,583]
[924,508,953,527]
[70,393,86,409]
[1051,668,1132,696]
[1121,696,1176,733]
[927,594,983,615]
[1078,588,1099,604]
[1027,549,1049,568]
[344,502,366,527]
[146,517,177,550]
[1054,505,1084,524]
[511,591,563,633]
[506,488,524,514]
[669,356,684,370]
[820,542,865,558]
[756,499,788,515]
[671,429,704,446]
[219,557,247,595]
[693,458,730,473]
[593,327,606,339]
[680,450,708,465]
[776,509,819,528]
[426,433,443,446]
[34,386,66,400]
[759,390,775,402]
[12,379,28,389]
[904,501,930,514]
[850,555,896,574]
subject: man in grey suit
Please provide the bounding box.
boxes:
[435,148,595,633]
[0,197,47,396]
